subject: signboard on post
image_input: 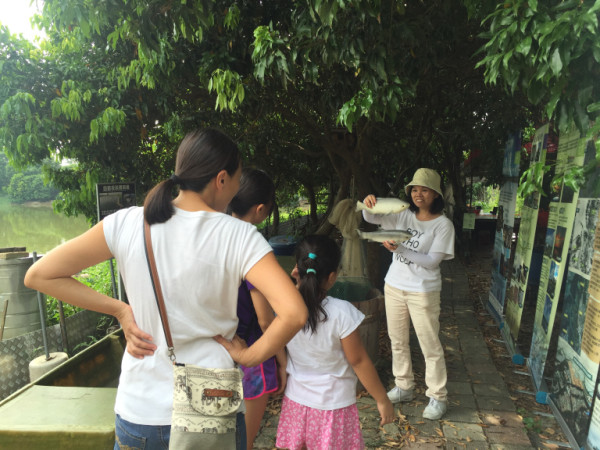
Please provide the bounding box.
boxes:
[96,182,136,222]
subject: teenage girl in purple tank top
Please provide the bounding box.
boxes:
[228,168,287,450]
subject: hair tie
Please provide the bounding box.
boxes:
[170,173,181,185]
[308,253,317,260]
[306,268,316,275]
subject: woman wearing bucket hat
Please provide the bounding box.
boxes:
[362,168,455,420]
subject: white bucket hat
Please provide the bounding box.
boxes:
[405,168,443,197]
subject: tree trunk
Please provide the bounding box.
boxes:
[271,202,280,235]
[303,183,319,224]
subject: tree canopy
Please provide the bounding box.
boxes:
[0,0,538,224]
[475,0,600,194]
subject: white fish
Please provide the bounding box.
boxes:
[356,229,412,243]
[356,197,410,214]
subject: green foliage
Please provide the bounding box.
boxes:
[475,1,600,198]
[45,297,82,327]
[0,0,534,223]
[517,162,551,199]
[517,136,598,199]
[517,407,543,433]
[75,260,117,299]
[208,69,245,112]
[6,170,58,203]
[470,182,500,212]
[45,260,117,327]
[279,207,307,238]
[0,153,15,190]
[476,0,600,135]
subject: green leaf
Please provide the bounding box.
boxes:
[550,48,563,75]
[529,0,538,12]
[587,102,600,113]
[546,91,560,119]
[502,49,514,69]
[516,36,532,55]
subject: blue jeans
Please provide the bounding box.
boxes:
[114,413,246,449]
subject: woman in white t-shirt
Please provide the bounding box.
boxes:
[271,235,394,449]
[362,168,455,421]
[24,128,308,449]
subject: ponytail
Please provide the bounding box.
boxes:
[295,235,341,334]
[143,179,177,224]
[144,128,240,225]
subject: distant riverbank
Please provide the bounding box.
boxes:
[0,196,89,253]
[21,200,54,208]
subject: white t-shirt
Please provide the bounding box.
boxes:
[362,209,455,292]
[285,297,365,410]
[103,206,272,425]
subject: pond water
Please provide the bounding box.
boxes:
[0,196,89,254]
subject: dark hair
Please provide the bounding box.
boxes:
[295,235,341,334]
[144,128,240,224]
[407,189,445,214]
[227,168,275,217]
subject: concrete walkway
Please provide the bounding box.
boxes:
[253,258,536,449]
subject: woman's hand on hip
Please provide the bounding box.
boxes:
[117,303,157,359]
[213,334,250,365]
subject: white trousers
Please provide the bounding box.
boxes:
[384,284,447,401]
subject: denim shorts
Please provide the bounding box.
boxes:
[114,413,246,449]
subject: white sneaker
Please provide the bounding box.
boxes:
[387,386,414,403]
[422,397,447,420]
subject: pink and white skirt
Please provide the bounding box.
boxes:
[275,396,365,450]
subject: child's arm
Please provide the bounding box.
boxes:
[341,330,395,425]
[250,288,288,393]
[274,348,287,394]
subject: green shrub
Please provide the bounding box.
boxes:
[45,260,117,327]
[7,173,58,203]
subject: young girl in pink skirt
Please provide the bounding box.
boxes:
[276,235,394,450]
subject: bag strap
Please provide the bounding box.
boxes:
[143,220,176,361]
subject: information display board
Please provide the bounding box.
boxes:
[505,125,549,342]
[96,182,136,221]
[529,127,585,389]
[550,135,600,445]
[488,133,521,319]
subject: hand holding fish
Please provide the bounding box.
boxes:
[356,196,410,215]
[363,194,377,209]
[382,240,399,252]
